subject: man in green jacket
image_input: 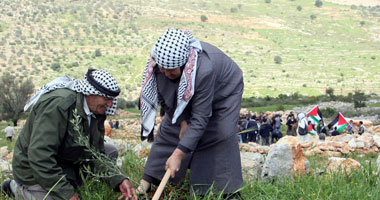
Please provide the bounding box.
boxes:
[2,69,137,200]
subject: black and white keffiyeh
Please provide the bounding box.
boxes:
[140,29,202,138]
[24,69,120,115]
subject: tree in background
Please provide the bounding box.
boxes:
[200,15,208,22]
[274,56,282,64]
[0,73,34,126]
[315,0,323,8]
[325,87,335,99]
[353,90,367,108]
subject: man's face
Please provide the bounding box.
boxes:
[158,66,182,80]
[86,95,113,115]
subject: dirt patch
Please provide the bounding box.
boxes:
[325,0,380,6]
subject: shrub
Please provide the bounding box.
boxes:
[320,107,336,118]
[265,0,271,3]
[274,56,282,64]
[353,90,367,108]
[360,21,365,26]
[50,62,61,71]
[310,14,317,20]
[200,15,208,22]
[95,49,102,57]
[230,7,238,13]
[315,0,323,7]
[297,5,302,11]
[325,87,334,98]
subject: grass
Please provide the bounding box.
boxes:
[1,140,379,200]
[247,104,297,113]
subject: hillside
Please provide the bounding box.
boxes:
[0,0,379,100]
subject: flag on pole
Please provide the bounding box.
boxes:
[307,105,323,124]
[328,112,348,133]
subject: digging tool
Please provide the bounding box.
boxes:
[152,169,171,200]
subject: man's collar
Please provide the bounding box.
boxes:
[83,97,95,118]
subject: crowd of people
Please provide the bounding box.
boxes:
[237,111,366,146]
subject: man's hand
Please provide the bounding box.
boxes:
[118,179,137,200]
[165,148,185,178]
[69,193,80,200]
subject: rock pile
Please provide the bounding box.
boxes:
[240,132,380,157]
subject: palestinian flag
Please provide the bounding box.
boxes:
[328,112,348,133]
[307,105,323,124]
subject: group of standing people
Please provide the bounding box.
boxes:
[237,111,298,146]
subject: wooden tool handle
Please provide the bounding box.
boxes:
[152,169,171,200]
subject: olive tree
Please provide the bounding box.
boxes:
[0,73,34,126]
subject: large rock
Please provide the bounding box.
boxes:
[327,157,361,174]
[261,143,293,180]
[240,152,265,179]
[357,135,374,148]
[261,141,308,180]
[373,135,380,148]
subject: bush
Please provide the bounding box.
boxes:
[230,7,238,13]
[95,49,102,57]
[315,0,323,7]
[297,5,302,11]
[320,107,336,118]
[310,14,317,20]
[325,87,334,98]
[265,0,271,3]
[51,62,61,71]
[118,98,139,109]
[353,90,367,108]
[200,15,208,22]
[274,56,282,64]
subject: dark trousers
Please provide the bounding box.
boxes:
[261,136,269,146]
[241,133,248,143]
[247,131,258,143]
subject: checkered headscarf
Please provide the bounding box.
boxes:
[140,29,202,138]
[24,69,120,115]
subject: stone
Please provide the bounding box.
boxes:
[293,144,307,174]
[373,135,380,148]
[133,140,152,157]
[0,146,8,158]
[261,143,308,180]
[337,143,350,154]
[262,143,293,180]
[355,141,365,149]
[327,157,361,174]
[357,135,374,148]
[240,152,265,179]
[0,159,11,173]
[300,141,314,149]
[348,138,357,149]
[333,134,354,143]
[276,136,299,147]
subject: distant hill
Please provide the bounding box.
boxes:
[0,0,379,100]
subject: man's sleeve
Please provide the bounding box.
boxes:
[178,67,216,151]
[28,98,76,200]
